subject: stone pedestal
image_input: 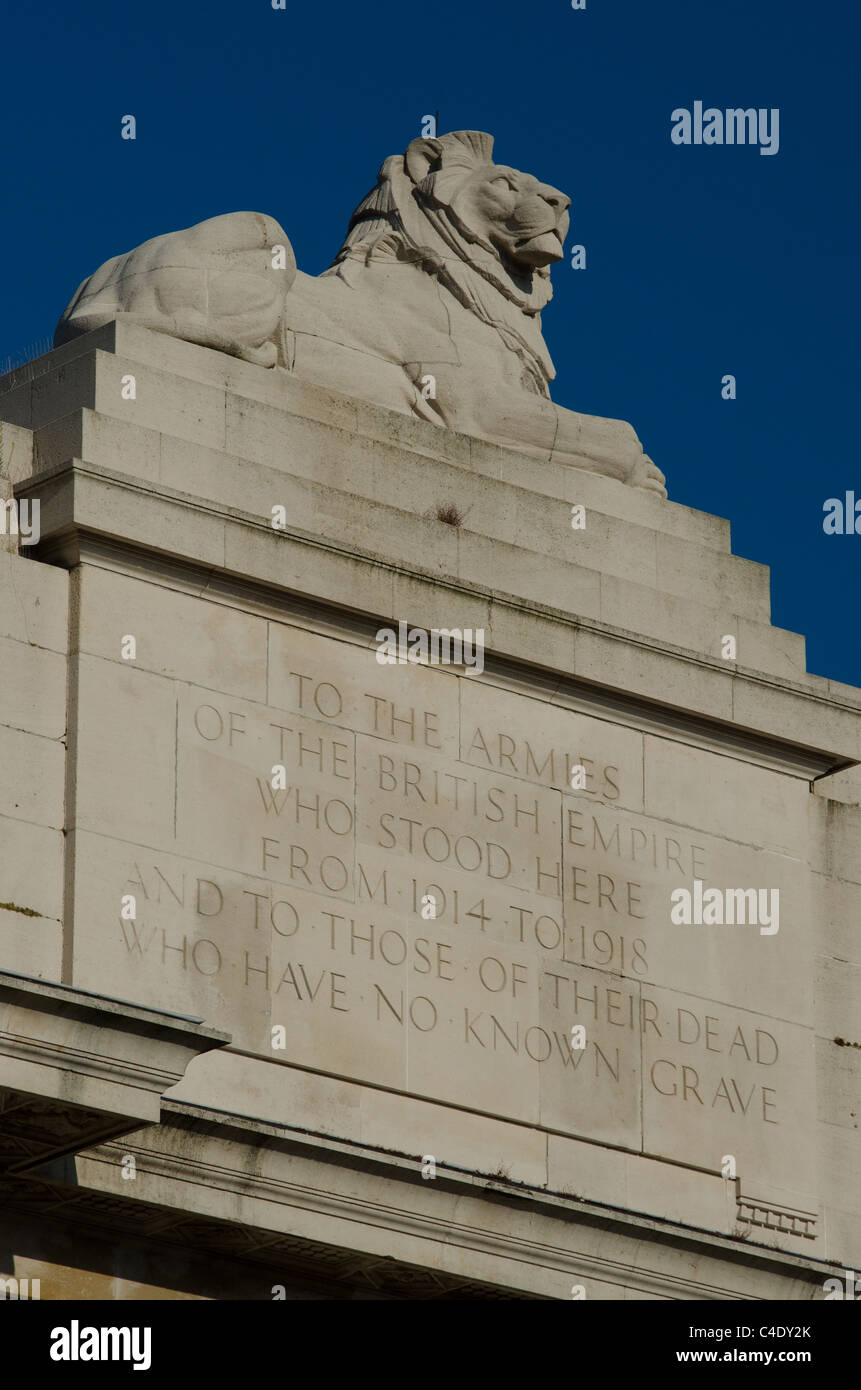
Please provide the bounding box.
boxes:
[0,322,859,1299]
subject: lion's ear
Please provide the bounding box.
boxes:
[404,136,445,184]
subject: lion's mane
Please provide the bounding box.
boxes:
[324,131,557,397]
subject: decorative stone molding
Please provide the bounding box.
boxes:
[0,972,229,1172]
[736,1196,818,1241]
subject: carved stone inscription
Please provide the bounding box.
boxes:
[73,623,816,1194]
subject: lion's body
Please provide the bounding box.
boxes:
[282,261,557,452]
[54,131,665,494]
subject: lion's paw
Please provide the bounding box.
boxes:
[629,453,667,498]
[236,341,279,368]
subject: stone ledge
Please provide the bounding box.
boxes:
[26,407,755,618]
[0,971,229,1172]
[59,1107,833,1299]
[0,322,732,549]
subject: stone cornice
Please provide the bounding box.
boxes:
[20,457,859,776]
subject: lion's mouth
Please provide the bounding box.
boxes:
[514,225,561,247]
[512,227,563,267]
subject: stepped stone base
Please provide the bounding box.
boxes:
[0,324,859,1299]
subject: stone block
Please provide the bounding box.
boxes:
[0,421,34,484]
[60,466,229,571]
[656,530,772,622]
[468,430,732,551]
[388,573,490,654]
[815,1034,861,1129]
[573,629,735,722]
[641,981,816,1201]
[812,871,861,963]
[736,616,808,682]
[0,724,64,831]
[732,679,861,763]
[29,355,98,429]
[0,907,62,981]
[71,656,176,846]
[643,734,809,854]
[813,764,861,805]
[267,617,461,758]
[0,636,66,739]
[222,517,393,616]
[546,1132,628,1205]
[92,353,227,452]
[459,678,645,813]
[624,1154,735,1234]
[561,801,812,1023]
[77,564,268,702]
[35,409,161,484]
[0,381,33,429]
[175,681,357,891]
[815,956,861,1043]
[601,572,808,677]
[457,531,603,619]
[0,815,63,923]
[0,551,69,652]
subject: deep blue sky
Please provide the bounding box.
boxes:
[2,0,859,686]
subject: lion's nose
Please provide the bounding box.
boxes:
[539,187,571,213]
[514,191,570,229]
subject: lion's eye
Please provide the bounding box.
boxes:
[490,176,517,193]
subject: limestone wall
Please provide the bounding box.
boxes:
[1,324,859,1298]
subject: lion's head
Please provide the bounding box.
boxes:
[332,130,569,287]
[328,131,571,395]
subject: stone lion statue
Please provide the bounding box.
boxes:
[55,130,666,495]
